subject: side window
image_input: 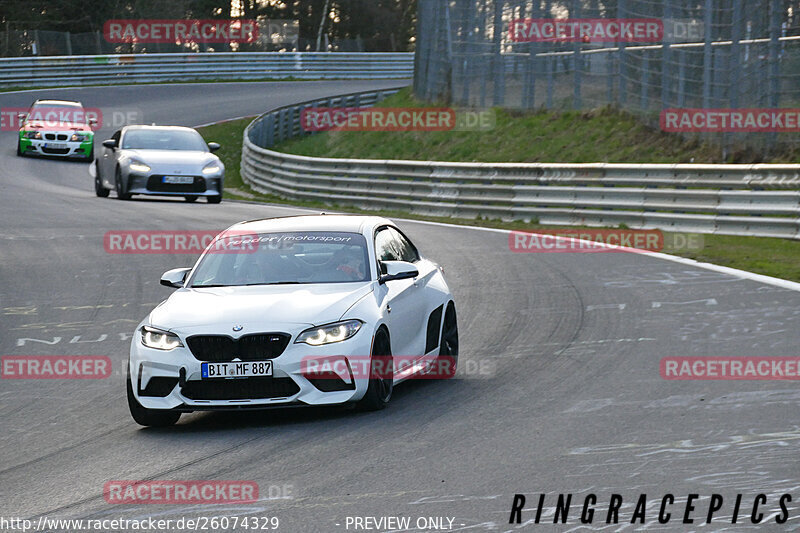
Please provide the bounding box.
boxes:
[388,228,419,263]
[375,228,401,262]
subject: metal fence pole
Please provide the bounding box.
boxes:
[572,0,581,109]
[729,0,742,108]
[661,0,671,109]
[617,0,627,105]
[492,0,505,106]
[702,0,713,109]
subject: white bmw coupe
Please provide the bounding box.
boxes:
[127,215,458,426]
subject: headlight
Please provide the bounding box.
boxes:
[295,320,362,346]
[129,160,151,173]
[70,133,88,142]
[25,131,42,139]
[202,162,221,175]
[140,326,183,350]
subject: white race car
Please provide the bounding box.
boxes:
[127,215,458,426]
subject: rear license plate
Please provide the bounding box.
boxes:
[201,361,273,379]
[44,143,67,149]
[163,175,194,184]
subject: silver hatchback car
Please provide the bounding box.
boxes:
[94,125,224,203]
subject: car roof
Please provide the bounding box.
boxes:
[122,125,198,133]
[228,214,396,235]
[34,99,82,107]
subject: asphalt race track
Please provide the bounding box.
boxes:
[1,81,799,532]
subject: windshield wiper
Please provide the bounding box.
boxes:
[191,284,229,288]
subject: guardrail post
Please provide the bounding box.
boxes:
[265,114,275,147]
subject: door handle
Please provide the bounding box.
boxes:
[386,305,391,314]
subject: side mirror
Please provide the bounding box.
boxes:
[88,117,98,126]
[379,260,419,284]
[207,142,220,152]
[160,267,191,288]
[17,112,26,120]
[102,139,117,149]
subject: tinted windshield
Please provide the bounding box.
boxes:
[121,129,208,151]
[28,103,86,123]
[190,231,371,287]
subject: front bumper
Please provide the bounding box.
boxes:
[126,173,223,198]
[19,135,92,158]
[129,325,374,411]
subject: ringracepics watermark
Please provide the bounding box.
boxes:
[1,356,111,379]
[508,229,703,253]
[509,18,663,43]
[509,493,793,525]
[103,19,259,44]
[300,108,495,132]
[661,357,800,380]
[661,108,800,132]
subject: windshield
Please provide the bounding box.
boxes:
[28,103,86,124]
[121,129,208,151]
[190,231,371,287]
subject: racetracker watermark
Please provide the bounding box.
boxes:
[103,480,261,504]
[509,18,663,43]
[104,19,258,43]
[661,357,800,380]
[661,108,800,132]
[302,355,459,381]
[103,230,259,255]
[509,229,703,253]
[1,356,111,379]
[2,107,143,131]
[300,107,495,132]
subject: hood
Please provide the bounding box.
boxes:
[25,121,92,132]
[122,149,217,167]
[149,282,374,334]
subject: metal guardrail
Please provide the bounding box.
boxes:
[0,52,414,88]
[241,89,800,240]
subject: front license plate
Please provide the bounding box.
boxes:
[163,175,194,184]
[44,143,67,149]
[201,361,273,379]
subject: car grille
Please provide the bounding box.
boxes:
[146,176,206,193]
[186,333,291,362]
[41,147,69,154]
[181,377,300,401]
[44,133,68,141]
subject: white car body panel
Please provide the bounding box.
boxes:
[128,215,455,412]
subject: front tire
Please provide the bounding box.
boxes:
[184,196,198,203]
[438,303,459,377]
[357,329,393,411]
[207,195,222,204]
[115,167,132,200]
[127,373,180,427]
[16,140,24,157]
[95,161,109,197]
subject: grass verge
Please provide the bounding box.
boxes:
[198,97,800,283]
